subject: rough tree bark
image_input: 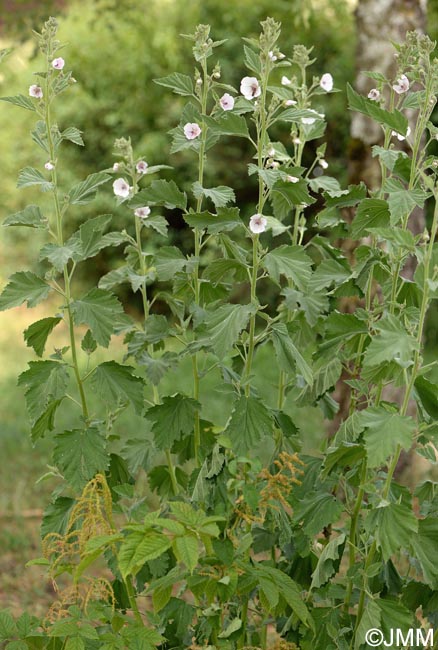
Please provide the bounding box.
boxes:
[330,0,428,447]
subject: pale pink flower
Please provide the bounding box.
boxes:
[135,206,151,219]
[44,161,54,171]
[136,160,148,174]
[249,214,267,234]
[393,74,409,94]
[286,175,299,183]
[112,162,120,172]
[301,117,316,125]
[240,76,261,100]
[183,122,202,140]
[270,161,280,169]
[368,88,380,101]
[269,51,277,62]
[391,126,411,141]
[52,57,65,70]
[319,159,329,169]
[113,177,131,198]
[285,99,297,106]
[29,84,43,99]
[281,76,292,86]
[320,73,333,92]
[219,93,234,111]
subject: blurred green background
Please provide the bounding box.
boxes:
[0,0,437,613]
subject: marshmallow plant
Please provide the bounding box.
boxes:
[1,17,438,650]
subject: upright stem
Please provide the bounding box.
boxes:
[192,59,208,466]
[45,58,89,421]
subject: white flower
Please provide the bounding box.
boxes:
[301,117,316,125]
[293,137,302,145]
[270,161,280,169]
[320,73,333,92]
[135,206,151,219]
[278,52,285,60]
[285,99,297,106]
[183,122,202,140]
[112,162,120,172]
[269,51,277,62]
[391,126,411,141]
[52,57,65,70]
[136,160,148,174]
[29,84,43,99]
[268,147,276,157]
[281,76,292,86]
[196,78,203,86]
[368,88,380,101]
[213,71,221,79]
[393,74,409,94]
[286,175,299,183]
[240,76,261,100]
[219,93,234,111]
[44,161,54,171]
[319,159,329,169]
[113,177,131,198]
[249,213,267,234]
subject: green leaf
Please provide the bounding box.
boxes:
[192,182,235,208]
[154,72,194,96]
[173,534,199,573]
[17,167,53,192]
[61,126,84,146]
[202,303,254,359]
[155,246,187,281]
[252,564,312,627]
[358,407,416,467]
[0,611,17,640]
[31,399,63,442]
[415,376,438,419]
[281,288,328,326]
[146,394,200,450]
[322,443,365,477]
[365,502,418,561]
[263,245,312,290]
[323,312,367,349]
[372,145,408,172]
[39,242,79,272]
[0,272,51,311]
[243,44,261,74]
[65,638,85,650]
[3,204,46,228]
[53,428,109,490]
[118,531,171,578]
[0,94,36,111]
[363,315,418,367]
[354,599,381,650]
[41,496,75,537]
[71,288,125,347]
[130,180,187,210]
[24,316,62,357]
[68,172,111,205]
[67,214,116,262]
[18,360,69,422]
[204,112,250,138]
[383,178,428,224]
[293,492,342,537]
[91,361,145,414]
[203,258,247,284]
[183,207,243,234]
[270,180,315,219]
[310,533,345,589]
[270,323,313,386]
[218,618,242,639]
[81,329,97,355]
[411,517,438,588]
[142,215,168,236]
[347,83,408,134]
[224,395,273,454]
[351,198,391,238]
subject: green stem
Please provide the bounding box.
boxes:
[134,212,150,319]
[343,458,367,613]
[124,574,144,625]
[45,55,89,421]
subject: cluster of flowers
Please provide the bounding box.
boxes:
[28,57,65,99]
[368,73,411,140]
[113,160,150,220]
